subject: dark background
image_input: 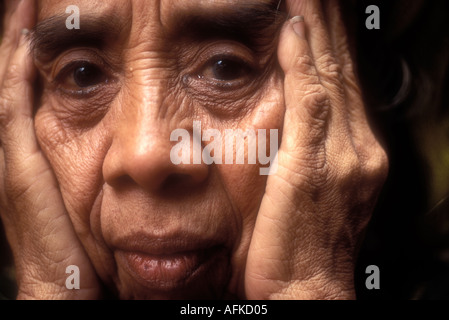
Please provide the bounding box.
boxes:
[351,0,449,299]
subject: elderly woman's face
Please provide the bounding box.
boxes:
[33,0,284,298]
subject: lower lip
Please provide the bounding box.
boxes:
[119,248,218,290]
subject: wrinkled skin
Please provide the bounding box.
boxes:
[0,0,388,299]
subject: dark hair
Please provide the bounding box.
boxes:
[353,0,449,119]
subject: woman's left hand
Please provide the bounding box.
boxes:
[245,0,388,299]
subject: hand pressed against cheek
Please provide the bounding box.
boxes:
[33,0,285,299]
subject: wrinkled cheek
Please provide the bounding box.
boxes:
[223,83,285,295]
[251,79,285,136]
[235,83,284,212]
[34,105,107,232]
[35,105,117,282]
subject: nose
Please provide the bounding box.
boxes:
[103,91,209,193]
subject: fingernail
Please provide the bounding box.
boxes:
[290,16,305,38]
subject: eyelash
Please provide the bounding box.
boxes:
[196,54,255,86]
[53,60,112,97]
[51,46,261,102]
[54,58,255,98]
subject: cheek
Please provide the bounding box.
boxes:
[34,105,109,234]
[213,79,284,293]
[232,76,284,193]
[216,77,285,238]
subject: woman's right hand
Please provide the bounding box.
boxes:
[0,0,100,299]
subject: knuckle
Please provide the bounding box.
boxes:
[317,55,342,78]
[0,63,25,128]
[301,87,328,105]
[4,63,23,88]
[332,148,360,187]
[317,57,344,90]
[0,96,15,127]
[345,150,361,175]
[310,12,325,28]
[294,53,316,76]
[299,89,330,122]
[362,142,389,186]
[0,31,16,49]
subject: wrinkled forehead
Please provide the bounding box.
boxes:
[31,0,285,63]
[37,0,282,27]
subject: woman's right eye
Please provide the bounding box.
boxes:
[73,64,107,87]
[56,61,108,92]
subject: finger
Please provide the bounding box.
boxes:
[277,16,329,162]
[1,0,22,42]
[0,0,36,80]
[1,0,36,48]
[284,0,349,136]
[325,0,383,158]
[277,15,360,190]
[285,0,342,85]
[322,0,389,199]
[0,29,37,159]
[325,0,365,122]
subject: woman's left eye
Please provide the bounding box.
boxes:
[200,57,253,82]
[56,62,108,91]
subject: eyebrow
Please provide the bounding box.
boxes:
[30,13,126,62]
[171,2,287,52]
[30,1,286,62]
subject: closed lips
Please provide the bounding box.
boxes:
[117,244,228,291]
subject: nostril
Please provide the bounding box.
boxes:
[105,174,135,190]
[160,173,198,191]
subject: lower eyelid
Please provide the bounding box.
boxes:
[54,66,113,95]
[58,85,100,96]
[183,73,259,101]
[207,78,247,88]
[189,72,250,90]
[55,78,117,99]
